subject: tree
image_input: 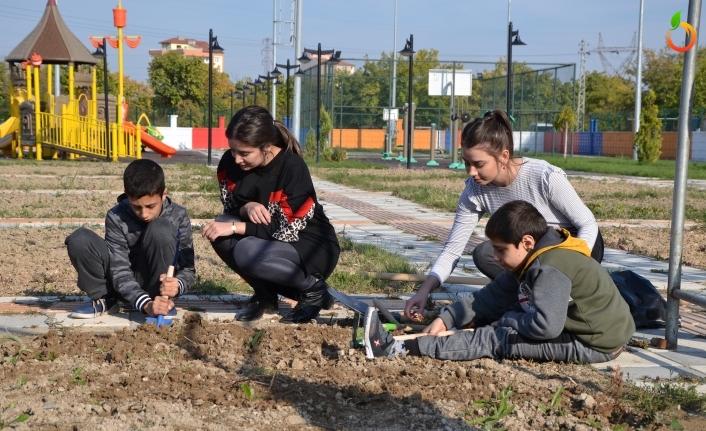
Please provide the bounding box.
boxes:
[0,62,10,120]
[320,105,333,146]
[553,106,576,159]
[149,52,208,110]
[634,90,662,163]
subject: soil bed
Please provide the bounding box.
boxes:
[2,314,702,430]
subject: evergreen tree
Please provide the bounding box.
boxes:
[553,106,576,159]
[634,90,662,163]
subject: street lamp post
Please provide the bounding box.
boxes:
[274,60,299,128]
[253,77,264,106]
[92,38,111,162]
[259,72,277,112]
[207,29,223,166]
[399,34,415,170]
[298,45,341,162]
[506,22,526,117]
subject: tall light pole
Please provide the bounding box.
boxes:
[506,23,526,117]
[385,0,399,160]
[207,29,223,166]
[253,77,264,106]
[274,60,299,128]
[259,72,277,111]
[299,45,340,162]
[91,38,111,162]
[292,0,303,141]
[399,35,415,170]
[633,0,645,160]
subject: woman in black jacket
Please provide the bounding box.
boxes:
[202,106,340,324]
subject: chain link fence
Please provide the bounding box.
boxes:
[297,59,575,141]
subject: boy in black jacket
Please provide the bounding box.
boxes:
[65,159,195,319]
[365,200,634,363]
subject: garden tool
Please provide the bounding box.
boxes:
[146,229,180,327]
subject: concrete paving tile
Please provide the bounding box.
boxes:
[619,366,706,383]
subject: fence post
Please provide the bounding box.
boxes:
[427,123,439,166]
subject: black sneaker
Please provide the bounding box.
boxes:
[70,296,119,319]
[236,297,279,322]
[364,306,407,359]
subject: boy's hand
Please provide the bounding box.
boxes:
[144,296,174,318]
[159,273,179,298]
[242,202,270,224]
[423,317,447,336]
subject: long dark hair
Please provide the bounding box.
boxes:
[461,110,515,160]
[225,105,302,156]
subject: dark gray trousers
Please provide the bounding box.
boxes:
[64,219,178,300]
[473,229,605,280]
[210,215,317,300]
[416,325,619,364]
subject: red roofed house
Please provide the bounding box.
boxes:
[149,36,224,72]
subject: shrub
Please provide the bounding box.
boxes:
[634,90,663,163]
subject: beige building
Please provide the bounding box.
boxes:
[149,36,224,72]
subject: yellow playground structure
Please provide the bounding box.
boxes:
[0,0,175,161]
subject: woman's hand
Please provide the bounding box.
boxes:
[403,276,440,321]
[242,202,271,224]
[404,291,429,322]
[202,221,237,242]
[423,317,448,336]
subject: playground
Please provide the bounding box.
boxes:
[0,0,175,163]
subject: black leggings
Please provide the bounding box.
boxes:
[210,215,317,300]
[473,229,605,280]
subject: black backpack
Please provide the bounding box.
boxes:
[610,270,668,328]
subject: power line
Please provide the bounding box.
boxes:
[588,32,636,77]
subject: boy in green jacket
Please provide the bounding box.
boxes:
[365,200,635,363]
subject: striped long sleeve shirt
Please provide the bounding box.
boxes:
[428,158,598,284]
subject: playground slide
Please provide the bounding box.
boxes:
[0,117,19,149]
[124,122,176,158]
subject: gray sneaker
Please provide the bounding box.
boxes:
[364,306,407,359]
[70,297,119,319]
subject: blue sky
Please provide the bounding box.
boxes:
[0,0,700,83]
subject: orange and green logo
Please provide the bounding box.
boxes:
[667,10,696,52]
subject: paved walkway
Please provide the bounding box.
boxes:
[2,156,706,392]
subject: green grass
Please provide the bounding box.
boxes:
[304,158,386,170]
[327,235,422,294]
[532,155,706,180]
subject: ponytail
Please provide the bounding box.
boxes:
[461,109,515,159]
[274,121,303,156]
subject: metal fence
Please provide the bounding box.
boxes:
[589,108,706,132]
[297,58,575,143]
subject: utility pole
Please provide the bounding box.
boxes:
[633,0,645,160]
[577,40,588,131]
[292,0,303,141]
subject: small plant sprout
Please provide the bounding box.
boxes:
[240,382,254,400]
[71,366,86,386]
[2,333,33,364]
[34,352,58,361]
[249,330,265,351]
[13,376,26,390]
[0,412,29,429]
[468,383,515,428]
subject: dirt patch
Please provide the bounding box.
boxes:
[1,315,701,430]
[0,226,248,297]
[602,225,706,271]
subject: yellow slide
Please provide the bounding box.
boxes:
[0,117,19,150]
